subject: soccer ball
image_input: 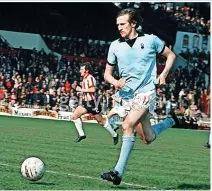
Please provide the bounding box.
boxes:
[21,157,45,181]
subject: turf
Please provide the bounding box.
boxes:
[0,116,210,190]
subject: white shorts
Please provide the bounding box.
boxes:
[112,90,156,117]
[132,90,156,113]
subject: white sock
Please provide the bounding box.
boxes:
[104,118,117,137]
[73,118,85,136]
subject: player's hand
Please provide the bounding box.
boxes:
[115,78,126,89]
[111,94,122,103]
[156,74,166,86]
[76,86,82,92]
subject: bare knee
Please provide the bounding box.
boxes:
[97,120,105,126]
[122,120,134,135]
[143,136,156,145]
[143,140,153,145]
[72,115,78,120]
[96,117,105,126]
[138,133,155,145]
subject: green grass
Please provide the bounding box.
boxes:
[0,116,210,190]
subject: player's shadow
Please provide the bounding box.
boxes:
[171,183,210,190]
[30,182,56,186]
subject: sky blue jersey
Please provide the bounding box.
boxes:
[107,33,165,99]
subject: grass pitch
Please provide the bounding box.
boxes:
[0,116,210,190]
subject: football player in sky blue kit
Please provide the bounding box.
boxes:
[101,8,179,185]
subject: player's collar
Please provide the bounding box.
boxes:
[118,32,144,42]
[83,73,90,79]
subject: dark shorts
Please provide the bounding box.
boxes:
[81,100,101,115]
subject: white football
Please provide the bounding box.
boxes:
[21,157,45,181]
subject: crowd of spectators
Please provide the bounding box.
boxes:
[151,3,210,35]
[0,41,119,114]
[155,65,210,121]
[179,48,210,75]
[42,35,110,59]
[114,2,210,35]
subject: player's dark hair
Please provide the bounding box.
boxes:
[116,8,142,28]
[80,62,93,73]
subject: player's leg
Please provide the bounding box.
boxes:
[87,99,119,145]
[139,110,179,145]
[107,107,118,118]
[137,111,156,144]
[94,114,119,145]
[108,97,147,143]
[135,123,148,144]
[71,105,87,143]
[108,106,147,143]
[204,132,211,148]
[109,115,120,132]
[107,106,123,132]
[135,91,178,144]
[101,91,179,184]
[101,107,146,185]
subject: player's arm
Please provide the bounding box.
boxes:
[104,64,117,86]
[104,64,125,89]
[105,42,126,88]
[153,35,176,85]
[81,87,96,93]
[160,46,176,79]
[76,76,96,93]
[76,86,96,93]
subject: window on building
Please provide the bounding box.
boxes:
[202,35,208,50]
[183,34,189,48]
[193,35,199,48]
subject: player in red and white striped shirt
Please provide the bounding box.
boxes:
[81,71,96,102]
[71,62,119,144]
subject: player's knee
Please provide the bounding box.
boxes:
[98,117,107,126]
[71,115,78,121]
[122,120,133,133]
[144,136,156,145]
[143,140,152,145]
[97,120,104,126]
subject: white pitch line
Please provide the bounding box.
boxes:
[0,163,9,166]
[48,170,156,189]
[0,162,156,189]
